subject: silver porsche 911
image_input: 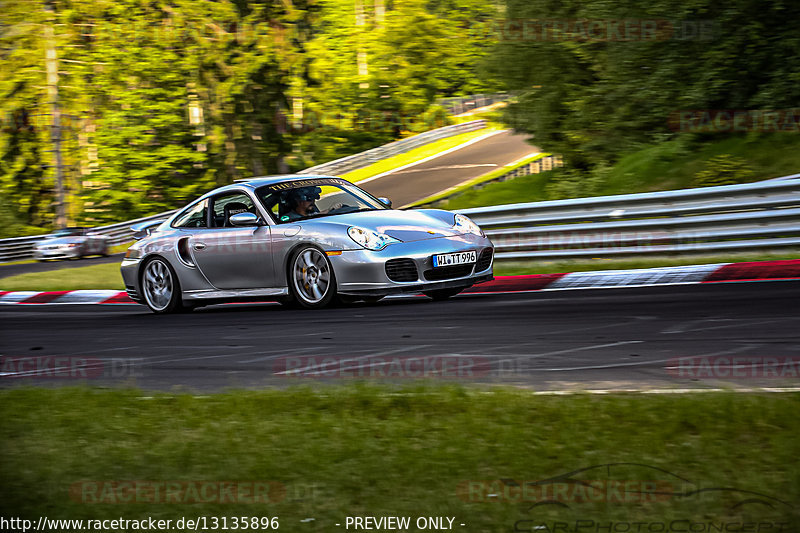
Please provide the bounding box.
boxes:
[121,175,494,313]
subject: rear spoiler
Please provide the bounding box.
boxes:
[130,219,167,240]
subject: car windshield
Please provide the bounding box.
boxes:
[52,228,84,237]
[256,178,387,224]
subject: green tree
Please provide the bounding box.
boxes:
[0,2,60,231]
[489,0,800,172]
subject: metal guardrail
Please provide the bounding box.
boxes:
[298,120,487,177]
[2,162,798,263]
[461,174,800,259]
[437,93,512,115]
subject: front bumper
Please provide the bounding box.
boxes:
[340,273,494,297]
[330,234,494,296]
[120,258,144,303]
[33,248,80,260]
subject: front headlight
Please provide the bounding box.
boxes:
[453,214,484,237]
[124,247,142,259]
[347,226,400,251]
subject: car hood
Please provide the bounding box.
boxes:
[313,209,460,242]
[38,237,83,246]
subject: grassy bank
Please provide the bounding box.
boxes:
[439,133,800,210]
[0,261,125,291]
[0,386,797,527]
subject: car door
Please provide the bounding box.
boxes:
[188,190,275,290]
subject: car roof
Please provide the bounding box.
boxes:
[232,174,342,189]
[187,175,350,205]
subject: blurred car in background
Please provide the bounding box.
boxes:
[33,227,110,261]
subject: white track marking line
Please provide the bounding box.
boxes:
[273,345,432,376]
[661,317,795,334]
[1,358,111,378]
[491,344,761,374]
[451,319,656,355]
[391,163,498,176]
[237,346,324,364]
[357,129,508,185]
[399,151,541,208]
[480,341,645,371]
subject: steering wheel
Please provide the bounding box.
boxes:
[327,204,358,214]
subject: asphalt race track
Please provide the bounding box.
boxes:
[1,281,798,391]
[359,130,536,207]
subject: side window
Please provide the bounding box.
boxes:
[211,192,256,228]
[172,199,208,228]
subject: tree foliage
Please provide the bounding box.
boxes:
[490,0,800,172]
[0,0,501,233]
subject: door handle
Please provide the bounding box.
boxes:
[193,242,206,251]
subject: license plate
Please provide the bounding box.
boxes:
[432,251,477,267]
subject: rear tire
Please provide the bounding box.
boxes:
[287,245,337,309]
[423,287,464,301]
[141,257,185,314]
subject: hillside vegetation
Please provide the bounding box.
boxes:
[441,133,800,210]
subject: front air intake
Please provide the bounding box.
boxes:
[385,258,418,282]
[475,248,493,272]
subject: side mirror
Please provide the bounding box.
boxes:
[378,197,392,208]
[131,219,166,240]
[229,212,263,226]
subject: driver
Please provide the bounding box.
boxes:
[284,186,322,221]
[283,185,345,221]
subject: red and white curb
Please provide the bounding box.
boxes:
[0,290,132,305]
[1,259,799,305]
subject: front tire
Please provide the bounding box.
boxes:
[423,287,464,301]
[288,246,336,309]
[141,257,184,314]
